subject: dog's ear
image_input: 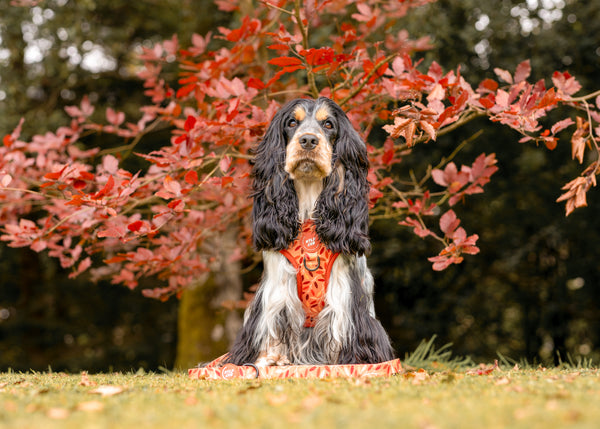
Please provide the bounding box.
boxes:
[251,102,300,251]
[315,99,371,255]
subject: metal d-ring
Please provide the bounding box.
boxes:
[242,363,260,378]
[303,255,321,272]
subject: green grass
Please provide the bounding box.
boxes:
[1,365,600,429]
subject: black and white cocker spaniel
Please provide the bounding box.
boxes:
[227,97,394,367]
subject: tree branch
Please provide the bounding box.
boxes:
[293,0,319,98]
[338,54,397,108]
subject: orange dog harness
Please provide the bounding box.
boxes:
[280,220,340,327]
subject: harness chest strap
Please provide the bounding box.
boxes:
[279,220,340,328]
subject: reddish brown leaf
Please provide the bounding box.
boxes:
[494,67,513,84]
[97,225,127,239]
[439,210,460,236]
[479,78,499,92]
[78,371,97,387]
[184,170,198,185]
[247,77,265,90]
[268,56,303,67]
[184,115,197,131]
[514,60,531,83]
[176,83,196,99]
[93,175,115,199]
[551,118,574,135]
[72,179,86,190]
[168,199,185,212]
[267,43,289,50]
[552,71,582,97]
[127,220,144,232]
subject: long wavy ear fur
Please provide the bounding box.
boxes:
[251,102,300,251]
[314,98,371,255]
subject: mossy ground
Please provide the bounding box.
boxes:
[1,365,599,429]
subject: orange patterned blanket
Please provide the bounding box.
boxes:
[189,354,402,380]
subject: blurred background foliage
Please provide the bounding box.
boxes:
[1,0,599,371]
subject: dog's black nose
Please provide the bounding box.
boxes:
[299,135,318,150]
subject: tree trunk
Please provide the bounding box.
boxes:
[174,229,243,369]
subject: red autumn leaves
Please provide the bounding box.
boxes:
[0,0,598,297]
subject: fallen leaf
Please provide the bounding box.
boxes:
[495,377,510,385]
[25,403,39,413]
[185,395,198,406]
[266,393,288,406]
[47,407,70,419]
[77,401,105,412]
[404,369,430,385]
[301,394,323,410]
[4,401,17,412]
[79,371,97,387]
[466,360,499,376]
[90,385,125,397]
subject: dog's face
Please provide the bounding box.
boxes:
[252,96,370,255]
[282,99,338,180]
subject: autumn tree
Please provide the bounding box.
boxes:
[1,0,599,366]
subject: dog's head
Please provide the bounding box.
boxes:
[252,97,370,255]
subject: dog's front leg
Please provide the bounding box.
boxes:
[229,251,302,367]
[254,252,305,366]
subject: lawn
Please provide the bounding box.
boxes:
[1,364,599,429]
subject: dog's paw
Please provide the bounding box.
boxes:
[275,355,291,366]
[255,352,291,367]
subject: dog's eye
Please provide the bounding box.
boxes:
[323,120,334,130]
[288,119,298,128]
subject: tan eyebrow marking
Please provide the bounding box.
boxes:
[294,105,306,122]
[315,105,330,122]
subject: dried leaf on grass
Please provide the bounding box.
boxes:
[266,393,288,406]
[301,394,324,410]
[90,385,125,397]
[79,371,97,387]
[77,401,105,412]
[47,407,70,419]
[404,369,431,385]
[466,360,500,376]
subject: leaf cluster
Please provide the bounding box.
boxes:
[0,0,599,299]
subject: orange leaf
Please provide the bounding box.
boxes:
[247,77,265,90]
[268,43,289,50]
[221,176,234,187]
[168,199,185,212]
[268,56,303,67]
[184,170,198,185]
[176,83,196,99]
[78,371,97,387]
[44,171,63,181]
[104,255,129,264]
[79,171,95,181]
[93,175,115,199]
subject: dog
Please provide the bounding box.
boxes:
[226,97,394,367]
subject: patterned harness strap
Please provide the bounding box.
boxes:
[280,220,340,328]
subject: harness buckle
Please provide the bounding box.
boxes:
[303,254,321,271]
